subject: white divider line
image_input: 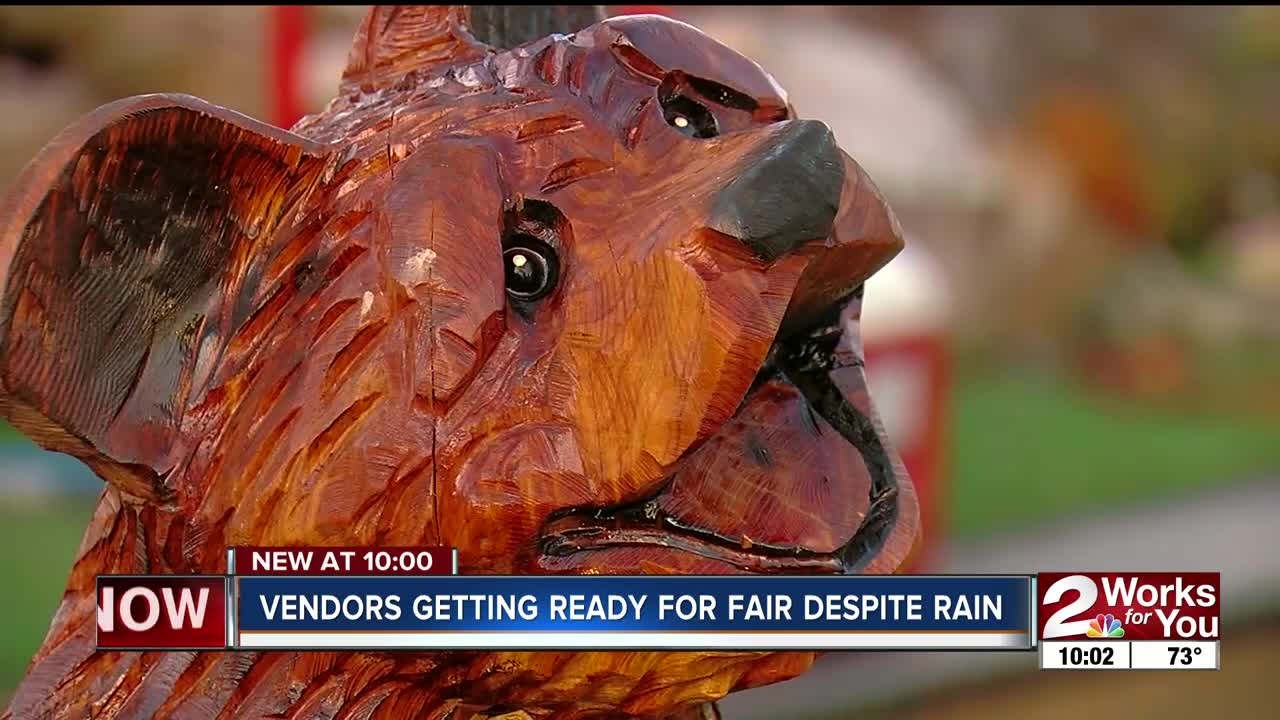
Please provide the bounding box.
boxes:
[237,631,1029,650]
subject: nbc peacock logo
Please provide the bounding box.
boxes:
[1086,613,1125,638]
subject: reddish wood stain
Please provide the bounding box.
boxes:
[0,6,917,719]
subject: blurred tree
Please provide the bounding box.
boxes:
[1024,87,1154,243]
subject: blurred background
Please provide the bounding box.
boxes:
[0,5,1276,718]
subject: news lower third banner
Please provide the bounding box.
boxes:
[97,572,1034,651]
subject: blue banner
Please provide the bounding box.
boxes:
[236,575,1031,639]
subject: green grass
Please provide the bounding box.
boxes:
[0,422,21,442]
[0,500,96,697]
[948,371,1280,536]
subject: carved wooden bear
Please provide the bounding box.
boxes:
[0,6,918,719]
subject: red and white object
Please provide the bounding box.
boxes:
[1038,572,1221,671]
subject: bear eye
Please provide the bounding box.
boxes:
[662,92,719,139]
[503,235,558,301]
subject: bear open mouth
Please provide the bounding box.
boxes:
[537,289,904,574]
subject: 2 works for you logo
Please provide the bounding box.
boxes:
[1037,572,1220,641]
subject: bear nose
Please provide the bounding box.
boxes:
[707,119,844,261]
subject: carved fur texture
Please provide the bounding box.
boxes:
[0,6,917,719]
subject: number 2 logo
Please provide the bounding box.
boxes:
[1042,575,1098,639]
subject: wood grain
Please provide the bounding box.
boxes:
[0,5,917,719]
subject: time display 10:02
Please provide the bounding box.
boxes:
[1058,645,1115,666]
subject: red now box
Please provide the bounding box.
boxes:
[1038,572,1220,642]
[232,546,454,576]
[96,576,227,649]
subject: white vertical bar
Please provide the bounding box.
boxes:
[1029,574,1038,648]
[225,577,235,648]
[451,548,458,575]
[225,548,236,649]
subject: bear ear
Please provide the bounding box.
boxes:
[0,93,329,505]
[342,5,607,91]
